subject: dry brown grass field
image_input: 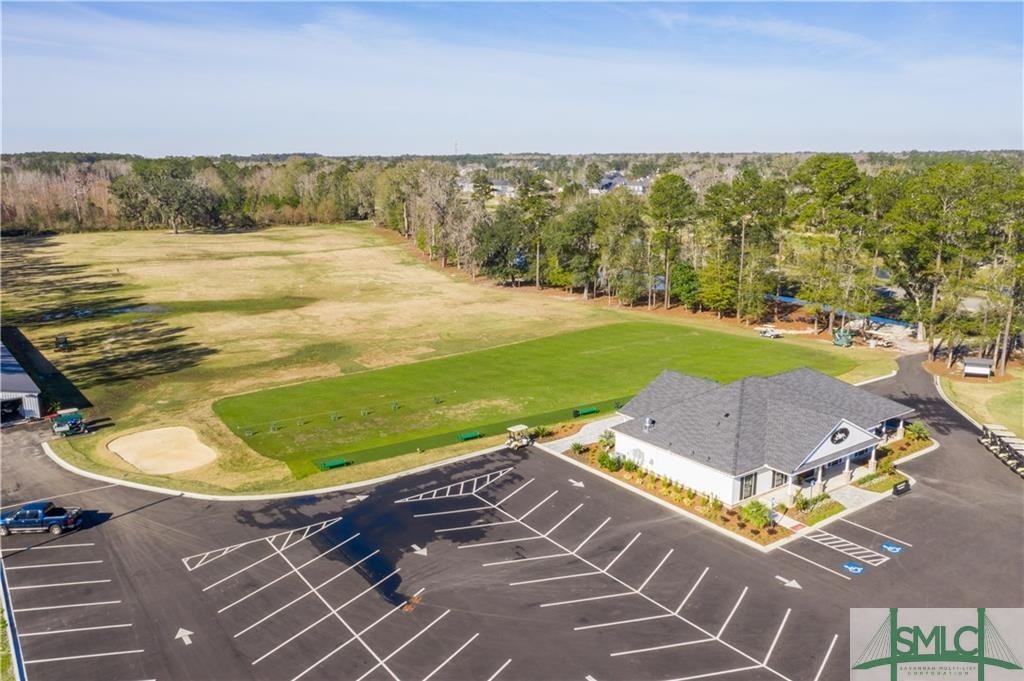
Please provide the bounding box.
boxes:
[0,222,894,494]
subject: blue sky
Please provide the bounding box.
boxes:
[2,2,1021,155]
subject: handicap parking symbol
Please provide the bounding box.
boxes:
[881,541,904,554]
[843,561,866,575]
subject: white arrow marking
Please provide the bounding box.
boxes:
[348,494,368,503]
[411,544,428,557]
[175,628,194,645]
[568,479,584,488]
[774,575,802,589]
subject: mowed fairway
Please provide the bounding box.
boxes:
[215,321,856,476]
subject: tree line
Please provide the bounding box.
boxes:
[2,150,1021,373]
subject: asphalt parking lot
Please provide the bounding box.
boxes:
[2,356,1022,681]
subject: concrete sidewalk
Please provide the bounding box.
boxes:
[542,414,629,453]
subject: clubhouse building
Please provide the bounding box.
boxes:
[612,368,914,507]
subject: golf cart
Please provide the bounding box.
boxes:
[758,326,783,339]
[51,409,87,437]
[505,424,533,450]
[833,328,854,347]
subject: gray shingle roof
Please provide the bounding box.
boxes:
[613,368,913,476]
[1,342,40,395]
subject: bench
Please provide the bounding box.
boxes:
[457,431,483,442]
[572,407,599,417]
[318,458,351,471]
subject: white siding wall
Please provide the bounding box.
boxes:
[615,432,737,504]
[21,395,41,419]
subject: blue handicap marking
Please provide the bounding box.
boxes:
[843,561,866,575]
[881,541,904,554]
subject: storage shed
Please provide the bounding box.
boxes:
[963,357,995,378]
[1,341,42,420]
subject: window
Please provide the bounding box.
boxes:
[772,471,787,488]
[740,473,757,500]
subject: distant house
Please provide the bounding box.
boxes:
[626,177,652,196]
[589,170,627,195]
[491,180,517,199]
[456,176,475,194]
[612,368,913,507]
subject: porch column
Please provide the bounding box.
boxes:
[786,474,796,505]
[896,419,905,440]
[868,446,878,473]
[812,464,825,496]
[842,455,853,483]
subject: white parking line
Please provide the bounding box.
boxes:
[352,610,451,681]
[24,649,144,664]
[486,658,512,681]
[272,543,400,681]
[482,552,569,567]
[0,543,95,552]
[519,491,558,522]
[494,478,534,507]
[509,570,601,587]
[457,535,545,550]
[604,532,641,572]
[637,549,673,592]
[803,529,889,566]
[268,587,424,671]
[182,517,342,571]
[14,600,121,613]
[413,506,490,518]
[574,613,673,631]
[573,517,610,553]
[219,546,378,613]
[659,665,762,681]
[249,569,402,658]
[396,468,513,503]
[0,485,116,510]
[763,609,791,665]
[9,579,111,590]
[204,531,359,592]
[421,632,479,681]
[676,567,709,613]
[777,547,852,581]
[610,637,714,657]
[5,560,102,570]
[20,623,132,637]
[539,591,633,608]
[435,519,517,533]
[813,634,840,681]
[839,518,913,547]
[716,587,747,638]
[544,503,583,536]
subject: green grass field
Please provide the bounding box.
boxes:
[941,368,1024,435]
[215,321,856,477]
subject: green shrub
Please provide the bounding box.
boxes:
[905,422,930,442]
[598,430,616,453]
[740,500,771,529]
[623,459,639,473]
[531,425,554,439]
[793,490,811,512]
[685,488,697,501]
[710,496,723,512]
[569,441,585,455]
[597,452,622,472]
[774,502,788,515]
[878,457,895,474]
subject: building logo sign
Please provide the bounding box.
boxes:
[851,608,1023,680]
[830,427,850,445]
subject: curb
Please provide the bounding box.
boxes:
[535,443,778,554]
[932,375,982,431]
[0,561,27,681]
[854,369,898,387]
[39,441,507,502]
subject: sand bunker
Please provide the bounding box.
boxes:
[108,426,217,474]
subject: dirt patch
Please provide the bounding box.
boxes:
[922,359,1019,384]
[436,398,521,421]
[537,421,585,442]
[357,345,436,369]
[108,426,218,474]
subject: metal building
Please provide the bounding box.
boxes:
[1,341,42,420]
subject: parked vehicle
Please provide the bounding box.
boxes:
[758,327,783,339]
[0,501,83,536]
[51,409,87,437]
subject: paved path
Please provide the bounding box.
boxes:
[543,413,628,453]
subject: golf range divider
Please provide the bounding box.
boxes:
[275,394,631,478]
